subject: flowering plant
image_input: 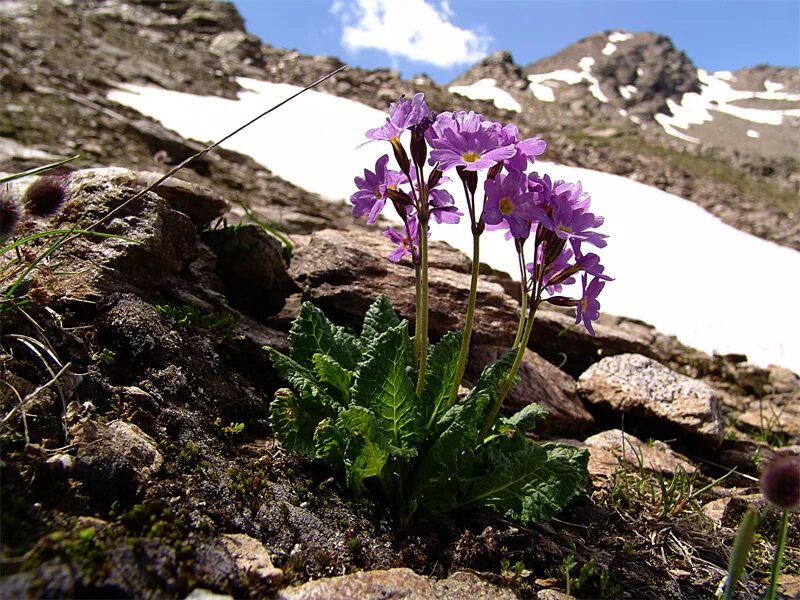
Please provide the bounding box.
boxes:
[266,94,610,524]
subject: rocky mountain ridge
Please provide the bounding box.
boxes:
[2,0,798,251]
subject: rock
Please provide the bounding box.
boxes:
[577,354,724,448]
[289,228,520,346]
[467,345,594,435]
[185,589,235,600]
[584,429,696,480]
[277,567,517,600]
[134,171,229,228]
[220,533,283,586]
[736,400,800,444]
[202,225,296,319]
[210,31,265,68]
[537,590,576,600]
[70,418,163,504]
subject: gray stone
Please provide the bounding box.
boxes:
[220,533,283,586]
[277,567,518,600]
[577,353,724,447]
[583,429,696,480]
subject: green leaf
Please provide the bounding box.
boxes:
[289,302,361,371]
[464,350,517,405]
[269,388,317,455]
[351,321,421,450]
[420,330,463,429]
[430,440,589,524]
[312,353,352,403]
[502,403,550,435]
[409,391,492,504]
[266,348,337,413]
[360,296,400,348]
[314,417,346,467]
[337,406,391,494]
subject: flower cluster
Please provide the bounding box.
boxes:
[350,93,610,336]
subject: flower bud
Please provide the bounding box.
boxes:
[390,138,411,174]
[427,169,443,190]
[457,167,478,197]
[760,454,800,512]
[410,129,427,168]
[487,161,503,181]
[386,187,413,207]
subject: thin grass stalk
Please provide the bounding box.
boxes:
[765,509,790,600]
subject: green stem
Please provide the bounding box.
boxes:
[478,294,539,442]
[766,509,790,600]
[512,241,529,348]
[448,230,481,407]
[415,218,429,395]
[412,262,421,371]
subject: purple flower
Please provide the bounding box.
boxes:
[575,273,605,335]
[429,127,516,172]
[383,216,427,263]
[483,171,536,239]
[366,93,430,142]
[351,155,405,224]
[529,175,607,254]
[493,123,547,172]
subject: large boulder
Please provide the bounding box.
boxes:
[577,353,725,448]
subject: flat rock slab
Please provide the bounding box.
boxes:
[584,429,697,479]
[577,353,724,448]
[277,568,518,600]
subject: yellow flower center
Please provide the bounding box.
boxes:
[499,197,514,215]
[461,151,480,163]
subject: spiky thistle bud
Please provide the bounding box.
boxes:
[23,173,70,218]
[760,454,800,512]
[0,188,22,240]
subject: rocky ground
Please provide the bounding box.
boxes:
[1,1,799,598]
[1,166,798,599]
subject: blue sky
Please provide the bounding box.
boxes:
[232,0,800,83]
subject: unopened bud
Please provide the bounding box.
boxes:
[487,162,503,180]
[427,169,443,189]
[457,167,478,196]
[386,187,413,207]
[390,138,411,174]
[410,129,427,168]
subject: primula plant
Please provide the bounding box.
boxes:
[265,93,611,525]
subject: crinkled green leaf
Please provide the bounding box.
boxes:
[351,321,422,450]
[337,406,391,494]
[312,353,351,404]
[314,417,345,467]
[464,350,516,405]
[266,348,338,414]
[501,403,549,435]
[427,440,589,524]
[289,302,361,371]
[420,330,463,429]
[269,388,317,456]
[360,296,400,349]
[409,391,491,504]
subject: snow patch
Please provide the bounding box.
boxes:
[601,42,616,56]
[529,82,555,102]
[655,68,800,141]
[608,32,633,43]
[746,129,761,138]
[618,85,638,100]
[105,78,800,373]
[714,70,734,81]
[764,79,784,93]
[448,78,522,112]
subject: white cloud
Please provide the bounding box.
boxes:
[331,0,491,68]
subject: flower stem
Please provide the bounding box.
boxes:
[448,230,481,408]
[412,262,422,371]
[478,294,539,442]
[512,240,528,348]
[415,217,429,395]
[766,509,790,600]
